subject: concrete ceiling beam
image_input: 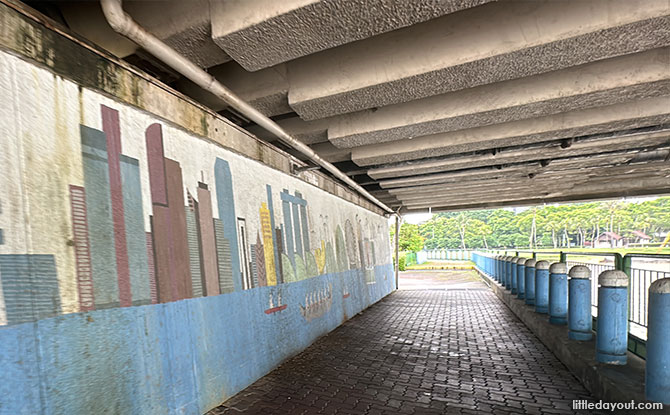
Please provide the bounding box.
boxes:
[380,149,669,189]
[367,129,670,179]
[351,96,670,166]
[246,116,331,145]
[391,163,670,200]
[400,184,670,214]
[175,61,291,117]
[327,48,670,148]
[381,166,538,189]
[396,164,670,205]
[400,174,670,210]
[309,142,351,163]
[286,0,670,120]
[60,0,229,67]
[210,0,493,71]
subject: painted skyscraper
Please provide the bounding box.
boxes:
[214,218,235,294]
[0,255,61,324]
[146,123,192,303]
[266,185,280,283]
[186,192,204,298]
[120,154,152,306]
[259,202,277,285]
[280,190,309,266]
[80,125,120,309]
[197,183,220,297]
[214,158,242,292]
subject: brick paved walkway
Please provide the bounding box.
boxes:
[208,288,598,415]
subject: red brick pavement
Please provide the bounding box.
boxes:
[208,289,600,415]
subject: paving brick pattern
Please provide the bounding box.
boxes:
[208,289,600,414]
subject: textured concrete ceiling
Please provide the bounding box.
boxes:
[51,0,670,213]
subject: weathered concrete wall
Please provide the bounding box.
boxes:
[0,6,394,414]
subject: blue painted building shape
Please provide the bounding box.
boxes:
[81,125,120,309]
[214,158,242,292]
[280,190,308,268]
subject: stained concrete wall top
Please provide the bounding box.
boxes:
[210,0,493,71]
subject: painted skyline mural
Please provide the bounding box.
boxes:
[0,104,391,325]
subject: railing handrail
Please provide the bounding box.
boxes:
[624,253,670,260]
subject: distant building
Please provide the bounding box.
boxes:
[629,230,652,246]
[595,232,623,248]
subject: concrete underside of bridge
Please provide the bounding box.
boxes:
[44,0,670,214]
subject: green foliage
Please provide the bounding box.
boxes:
[398,223,424,252]
[399,256,406,271]
[409,197,670,250]
[405,252,417,265]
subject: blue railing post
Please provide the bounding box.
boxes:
[504,256,512,290]
[516,257,526,300]
[596,270,629,365]
[495,255,501,282]
[525,258,536,306]
[535,261,550,313]
[568,265,592,341]
[646,278,670,403]
[549,262,568,325]
[498,255,504,284]
[511,257,518,295]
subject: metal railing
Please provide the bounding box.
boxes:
[472,250,670,358]
[424,249,474,261]
[625,254,670,341]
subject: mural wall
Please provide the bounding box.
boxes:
[0,48,393,414]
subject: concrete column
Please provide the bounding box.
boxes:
[524,259,536,306]
[646,278,670,403]
[568,265,592,341]
[596,270,629,365]
[534,261,550,313]
[549,262,569,325]
[511,257,518,295]
[516,257,526,300]
[394,215,399,290]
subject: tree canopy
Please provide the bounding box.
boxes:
[397,197,670,250]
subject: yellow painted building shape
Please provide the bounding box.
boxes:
[260,203,277,285]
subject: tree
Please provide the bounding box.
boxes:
[398,223,424,252]
[407,196,670,251]
[456,213,469,249]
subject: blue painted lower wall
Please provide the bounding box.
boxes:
[0,263,394,415]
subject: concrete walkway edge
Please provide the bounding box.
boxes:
[475,268,667,411]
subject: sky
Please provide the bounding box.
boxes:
[394,195,666,226]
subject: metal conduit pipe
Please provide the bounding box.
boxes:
[100,0,394,214]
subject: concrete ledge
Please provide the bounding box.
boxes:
[476,269,668,411]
